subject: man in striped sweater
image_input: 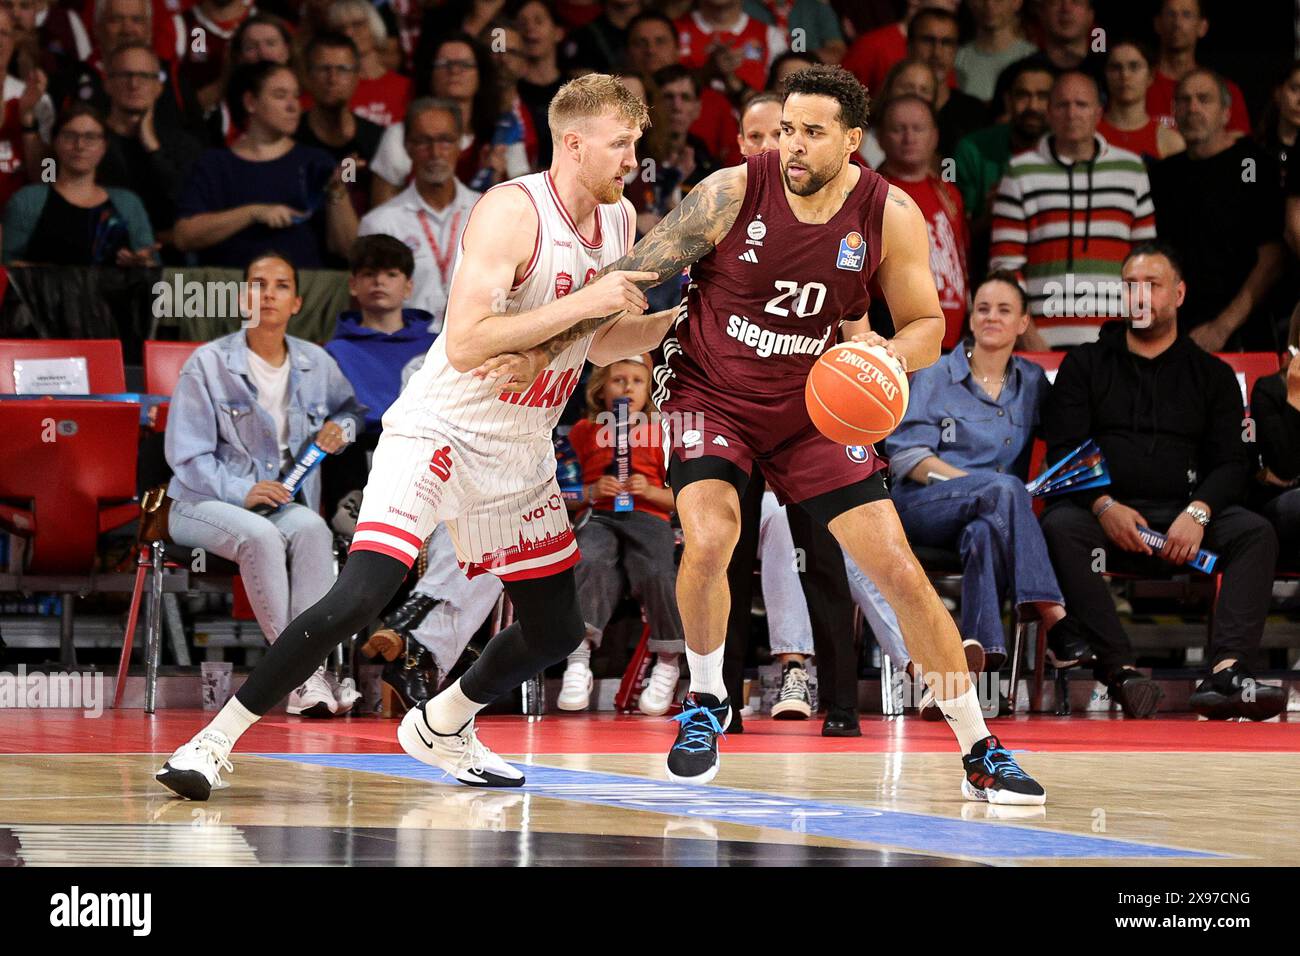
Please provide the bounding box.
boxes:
[990,72,1156,347]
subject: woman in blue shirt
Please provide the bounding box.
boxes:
[884,272,1092,672]
[174,61,358,268]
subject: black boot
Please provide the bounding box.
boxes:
[1107,667,1163,718]
[362,592,439,661]
[380,637,437,716]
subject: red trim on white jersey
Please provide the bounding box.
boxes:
[460,528,580,580]
[351,521,423,566]
[350,539,417,566]
[617,199,631,253]
[544,171,603,249]
[469,181,542,290]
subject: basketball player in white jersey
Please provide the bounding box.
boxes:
[155,74,672,798]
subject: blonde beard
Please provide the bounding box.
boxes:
[580,167,624,205]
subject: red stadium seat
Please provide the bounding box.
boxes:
[0,339,126,394]
[0,400,142,667]
[0,400,140,573]
[143,340,202,395]
[143,341,201,432]
[1213,352,1282,411]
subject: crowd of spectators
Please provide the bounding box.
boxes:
[6,0,1299,720]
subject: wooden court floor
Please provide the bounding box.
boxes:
[0,709,1297,866]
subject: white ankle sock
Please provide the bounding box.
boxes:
[657,652,679,669]
[936,685,992,753]
[209,696,259,748]
[424,678,486,734]
[567,640,591,667]
[686,644,727,700]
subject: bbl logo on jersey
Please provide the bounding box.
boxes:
[837,231,865,272]
[845,445,870,463]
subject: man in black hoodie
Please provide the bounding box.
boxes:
[1040,242,1285,721]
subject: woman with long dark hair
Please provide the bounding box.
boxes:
[3,104,156,265]
[174,61,358,267]
[1098,39,1184,161]
[370,31,526,203]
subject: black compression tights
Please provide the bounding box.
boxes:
[459,567,586,704]
[236,550,409,714]
[234,551,588,714]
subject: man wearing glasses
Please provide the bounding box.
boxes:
[295,31,384,218]
[905,6,987,158]
[357,98,479,329]
[98,40,202,260]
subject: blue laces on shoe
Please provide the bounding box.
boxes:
[670,701,725,753]
[976,743,1030,780]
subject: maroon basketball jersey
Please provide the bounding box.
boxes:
[661,149,889,401]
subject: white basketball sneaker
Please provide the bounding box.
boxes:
[397,703,524,787]
[288,665,337,718]
[155,729,234,801]
[327,672,363,716]
[557,659,593,711]
[638,659,680,716]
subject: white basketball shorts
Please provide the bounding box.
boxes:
[349,426,579,581]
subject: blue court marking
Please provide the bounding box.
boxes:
[257,753,1222,861]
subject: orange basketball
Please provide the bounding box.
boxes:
[805,343,909,446]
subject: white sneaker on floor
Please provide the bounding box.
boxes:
[155,729,234,801]
[333,675,363,715]
[638,660,680,716]
[288,666,337,718]
[557,660,593,711]
[397,704,524,787]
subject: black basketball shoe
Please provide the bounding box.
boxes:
[666,692,731,784]
[961,735,1047,806]
[1189,663,1286,721]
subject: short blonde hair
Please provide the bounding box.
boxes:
[548,73,651,145]
[584,356,655,421]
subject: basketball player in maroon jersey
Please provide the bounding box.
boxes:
[495,66,1045,804]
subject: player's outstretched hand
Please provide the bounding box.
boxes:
[848,331,908,372]
[573,270,658,318]
[472,349,547,393]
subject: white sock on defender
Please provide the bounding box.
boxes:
[936,685,992,753]
[424,678,487,735]
[686,645,727,700]
[209,697,259,747]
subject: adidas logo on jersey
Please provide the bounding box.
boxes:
[712,435,729,447]
[737,249,759,263]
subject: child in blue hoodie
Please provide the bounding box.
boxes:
[324,235,437,529]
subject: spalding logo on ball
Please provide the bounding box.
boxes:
[805,343,909,446]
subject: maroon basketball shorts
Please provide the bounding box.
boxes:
[659,377,888,511]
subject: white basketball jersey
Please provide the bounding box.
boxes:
[384,171,631,448]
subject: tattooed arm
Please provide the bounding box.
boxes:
[480,166,747,382]
[442,184,658,372]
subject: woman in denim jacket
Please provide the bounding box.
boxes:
[883,272,1092,675]
[165,252,367,715]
